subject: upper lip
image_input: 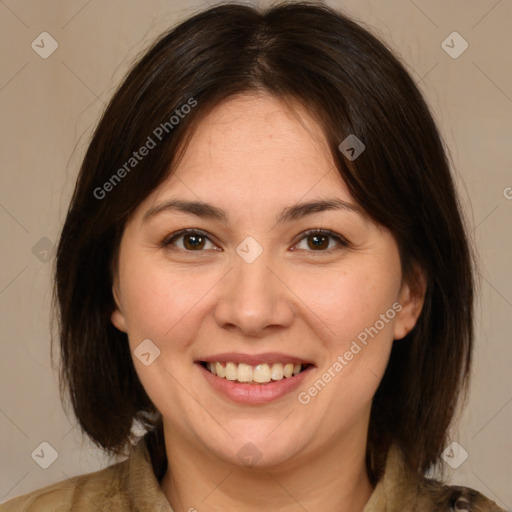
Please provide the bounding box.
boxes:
[196,352,315,366]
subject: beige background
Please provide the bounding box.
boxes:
[1,0,511,507]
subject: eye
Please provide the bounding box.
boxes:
[161,228,350,253]
[161,229,218,251]
[293,229,350,252]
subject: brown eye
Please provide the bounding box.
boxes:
[294,229,349,252]
[182,233,206,250]
[162,229,216,251]
[307,233,330,250]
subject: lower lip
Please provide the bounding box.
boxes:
[197,363,313,405]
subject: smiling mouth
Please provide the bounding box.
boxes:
[199,361,312,385]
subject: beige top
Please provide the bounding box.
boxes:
[0,436,505,511]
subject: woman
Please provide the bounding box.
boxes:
[1,2,505,511]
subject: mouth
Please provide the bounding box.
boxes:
[195,353,315,404]
[198,361,313,385]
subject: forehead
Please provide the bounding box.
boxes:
[144,93,355,213]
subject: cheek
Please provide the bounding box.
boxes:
[288,260,401,346]
[290,259,400,409]
[296,263,399,407]
[118,257,220,418]
[118,254,219,347]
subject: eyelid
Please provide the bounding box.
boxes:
[161,228,218,250]
[161,228,351,251]
[292,228,351,251]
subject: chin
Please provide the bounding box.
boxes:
[206,428,309,469]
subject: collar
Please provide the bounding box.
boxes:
[126,437,430,512]
[128,437,173,511]
[363,443,424,511]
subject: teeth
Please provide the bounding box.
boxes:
[225,362,238,381]
[215,362,225,378]
[271,363,284,380]
[237,363,253,382]
[253,364,271,383]
[205,361,306,384]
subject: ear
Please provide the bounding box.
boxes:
[393,263,427,340]
[111,280,127,333]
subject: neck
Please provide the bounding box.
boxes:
[160,424,374,512]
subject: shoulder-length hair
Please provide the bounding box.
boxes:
[54,0,474,484]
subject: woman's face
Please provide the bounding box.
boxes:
[111,93,424,468]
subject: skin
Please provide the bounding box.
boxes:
[111,93,426,512]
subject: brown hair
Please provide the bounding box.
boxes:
[54,1,474,484]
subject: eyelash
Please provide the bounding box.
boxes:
[161,228,350,253]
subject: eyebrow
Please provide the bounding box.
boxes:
[142,198,363,224]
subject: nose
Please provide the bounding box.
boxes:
[213,248,294,337]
